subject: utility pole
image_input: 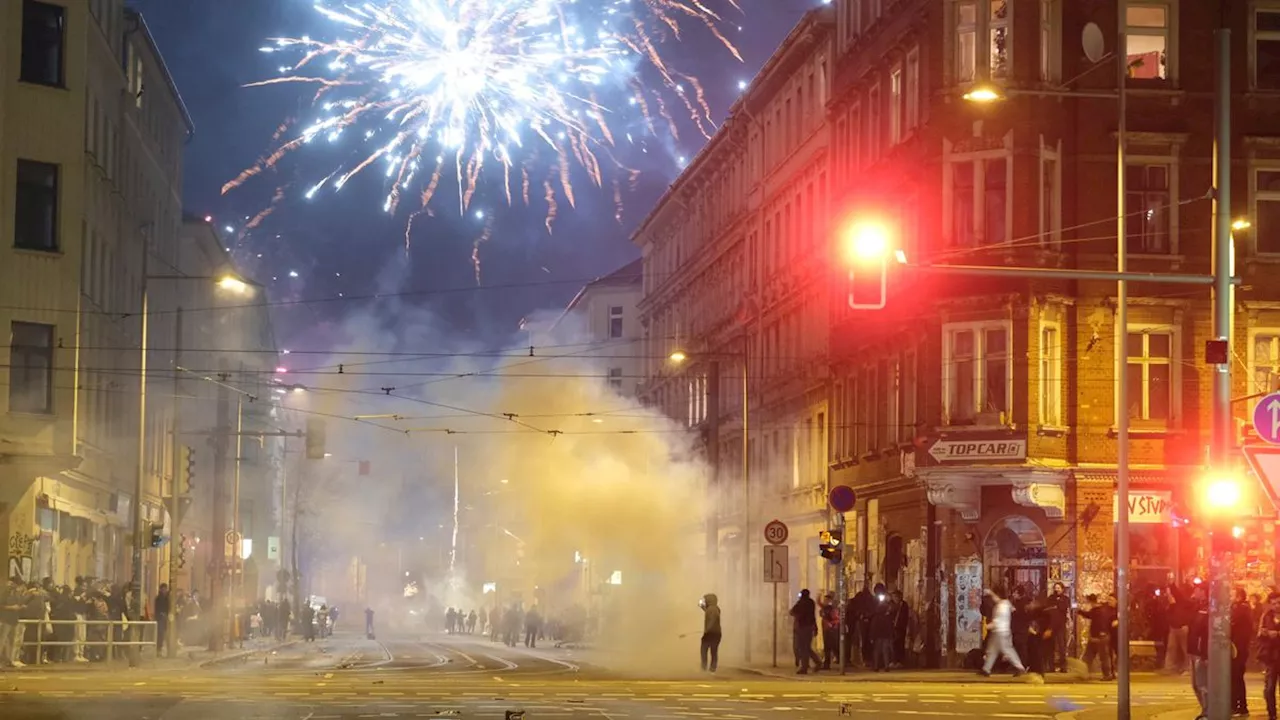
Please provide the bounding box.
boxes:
[1207,14,1234,720]
[166,307,183,659]
[1114,0,1132,711]
[209,379,230,652]
[706,361,721,564]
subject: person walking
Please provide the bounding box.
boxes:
[154,584,171,653]
[364,607,376,639]
[869,593,896,672]
[699,593,721,673]
[979,587,1026,677]
[789,589,821,675]
[1256,592,1280,720]
[0,578,24,668]
[525,605,542,648]
[301,603,316,642]
[1188,584,1210,719]
[1080,593,1117,680]
[1168,583,1192,674]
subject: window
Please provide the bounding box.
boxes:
[862,364,878,452]
[867,84,881,162]
[885,359,899,449]
[15,160,59,252]
[608,305,624,339]
[1040,149,1060,247]
[955,1,1010,83]
[1040,0,1059,82]
[126,43,145,109]
[900,351,917,442]
[1251,332,1280,395]
[1039,324,1062,426]
[1126,5,1169,80]
[889,67,904,144]
[905,49,920,130]
[955,2,978,82]
[9,322,54,414]
[945,323,1011,425]
[21,0,65,87]
[1255,169,1280,254]
[1126,329,1173,424]
[1126,164,1171,254]
[990,0,1011,79]
[949,156,1010,247]
[1256,9,1280,89]
[609,367,624,392]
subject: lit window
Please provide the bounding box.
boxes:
[1126,164,1171,254]
[1126,330,1173,424]
[1040,324,1062,426]
[990,0,1011,79]
[955,2,978,82]
[1251,333,1280,394]
[945,323,1011,424]
[1256,9,1280,89]
[10,322,55,414]
[1255,169,1280,254]
[1126,5,1169,80]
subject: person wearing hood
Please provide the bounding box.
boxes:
[790,589,821,674]
[699,593,721,672]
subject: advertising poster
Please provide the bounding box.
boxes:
[954,559,984,653]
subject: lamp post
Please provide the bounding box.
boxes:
[670,348,750,662]
[134,270,255,656]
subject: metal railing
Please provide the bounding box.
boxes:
[13,619,158,663]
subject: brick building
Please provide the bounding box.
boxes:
[827,0,1280,665]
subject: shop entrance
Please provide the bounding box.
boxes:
[983,515,1048,597]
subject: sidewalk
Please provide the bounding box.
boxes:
[736,664,1193,685]
[0,635,296,673]
[1057,703,1201,720]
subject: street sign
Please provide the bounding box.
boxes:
[927,437,1027,463]
[763,519,789,545]
[1243,444,1280,510]
[267,536,280,560]
[829,485,856,513]
[1253,392,1280,445]
[763,544,789,583]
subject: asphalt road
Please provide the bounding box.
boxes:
[0,631,1205,719]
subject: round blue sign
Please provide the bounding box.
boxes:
[829,485,856,513]
[1254,392,1280,445]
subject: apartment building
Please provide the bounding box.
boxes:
[0,0,191,596]
[634,7,836,658]
[827,0,1280,665]
[550,259,645,397]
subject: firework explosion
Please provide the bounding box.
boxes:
[225,0,741,237]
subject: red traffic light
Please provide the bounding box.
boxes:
[841,220,893,266]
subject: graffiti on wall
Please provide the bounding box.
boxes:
[7,531,36,582]
[954,559,984,653]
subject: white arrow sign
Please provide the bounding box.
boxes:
[1254,393,1280,445]
[927,438,1027,463]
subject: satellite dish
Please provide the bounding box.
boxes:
[1082,22,1106,64]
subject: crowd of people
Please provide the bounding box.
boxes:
[438,603,589,649]
[0,575,145,667]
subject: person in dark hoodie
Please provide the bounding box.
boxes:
[1046,583,1071,673]
[869,590,896,672]
[1231,587,1253,716]
[790,589,820,674]
[699,594,721,672]
[1255,591,1280,720]
[1187,583,1209,719]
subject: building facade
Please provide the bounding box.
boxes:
[552,259,645,397]
[828,0,1280,665]
[0,0,191,597]
[634,7,837,659]
[637,0,1280,666]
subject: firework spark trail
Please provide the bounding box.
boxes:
[229,0,741,236]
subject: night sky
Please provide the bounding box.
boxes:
[129,0,816,349]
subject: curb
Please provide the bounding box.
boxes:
[198,640,299,668]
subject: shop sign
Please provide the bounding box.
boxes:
[1112,490,1173,524]
[927,437,1027,463]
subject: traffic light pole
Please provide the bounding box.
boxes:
[836,512,847,676]
[209,380,230,652]
[1207,22,1234,720]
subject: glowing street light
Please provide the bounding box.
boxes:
[216,275,250,294]
[668,350,688,363]
[1232,218,1252,232]
[962,84,1006,103]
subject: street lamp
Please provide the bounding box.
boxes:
[961,85,1005,103]
[216,275,252,294]
[670,348,751,661]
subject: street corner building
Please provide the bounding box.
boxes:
[632,0,1280,666]
[0,1,284,610]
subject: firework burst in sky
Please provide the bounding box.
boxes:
[225,0,741,238]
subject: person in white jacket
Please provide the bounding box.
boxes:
[980,587,1027,676]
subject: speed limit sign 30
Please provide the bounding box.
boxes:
[763,519,789,545]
